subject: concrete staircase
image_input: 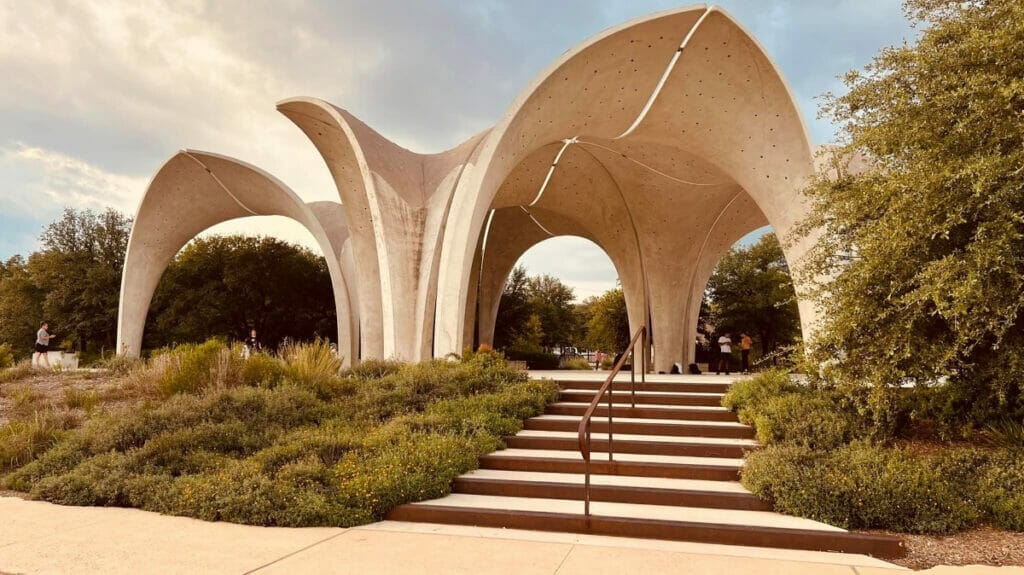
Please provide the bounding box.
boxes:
[387,377,905,558]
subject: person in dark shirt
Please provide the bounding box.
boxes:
[243,329,262,358]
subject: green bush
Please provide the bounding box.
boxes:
[0,410,77,472]
[153,340,239,397]
[283,340,341,396]
[743,443,984,534]
[240,353,286,388]
[752,394,864,449]
[342,358,404,380]
[979,456,1024,531]
[504,350,559,370]
[722,370,800,423]
[2,349,556,528]
[0,343,14,369]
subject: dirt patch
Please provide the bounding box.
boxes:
[863,527,1024,570]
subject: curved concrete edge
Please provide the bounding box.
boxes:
[277,97,388,359]
[116,150,355,366]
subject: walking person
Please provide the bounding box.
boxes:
[593,350,603,370]
[740,333,753,374]
[33,321,55,369]
[715,332,732,375]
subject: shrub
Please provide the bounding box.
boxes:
[341,358,404,380]
[153,340,240,397]
[722,370,799,421]
[95,355,142,375]
[283,340,342,396]
[240,353,286,388]
[63,388,100,412]
[0,361,34,384]
[752,394,864,449]
[743,442,983,534]
[979,456,1024,531]
[0,343,14,369]
[504,350,559,370]
[2,352,556,529]
[0,410,76,472]
[560,357,593,370]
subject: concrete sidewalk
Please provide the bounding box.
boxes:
[0,497,1018,574]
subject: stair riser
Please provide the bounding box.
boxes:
[555,381,732,394]
[546,404,738,422]
[525,419,754,439]
[504,436,751,458]
[453,478,772,511]
[478,455,741,481]
[559,392,722,407]
[385,506,906,558]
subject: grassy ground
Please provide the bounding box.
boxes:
[0,343,557,527]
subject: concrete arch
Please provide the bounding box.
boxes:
[434,4,818,371]
[473,208,646,352]
[278,97,488,361]
[115,150,358,366]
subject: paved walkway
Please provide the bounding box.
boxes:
[1,497,1020,574]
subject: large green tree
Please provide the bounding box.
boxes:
[797,0,1024,429]
[0,256,44,358]
[705,233,800,357]
[582,288,630,353]
[493,266,578,351]
[145,235,336,350]
[29,208,131,354]
[493,266,531,349]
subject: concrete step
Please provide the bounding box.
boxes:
[526,415,754,439]
[479,449,743,481]
[453,469,770,511]
[554,380,733,394]
[546,402,739,422]
[559,390,723,407]
[386,494,905,558]
[505,430,756,459]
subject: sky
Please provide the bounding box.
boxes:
[0,0,916,301]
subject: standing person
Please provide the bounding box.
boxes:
[593,350,603,370]
[740,333,753,374]
[716,332,732,375]
[243,329,261,359]
[34,321,55,369]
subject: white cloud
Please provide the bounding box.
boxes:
[0,143,146,214]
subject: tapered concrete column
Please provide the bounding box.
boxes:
[280,98,487,361]
[116,151,356,366]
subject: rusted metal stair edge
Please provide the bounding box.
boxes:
[525,418,754,439]
[504,435,755,458]
[547,404,739,422]
[452,477,771,511]
[384,505,906,559]
[478,454,742,481]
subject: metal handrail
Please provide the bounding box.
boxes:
[577,326,646,516]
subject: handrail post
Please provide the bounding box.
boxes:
[584,430,591,517]
[607,376,613,462]
[641,328,647,384]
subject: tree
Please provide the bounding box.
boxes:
[0,256,44,358]
[145,235,336,349]
[493,266,530,349]
[28,208,131,354]
[511,314,545,353]
[705,233,800,357]
[583,288,629,353]
[526,274,576,348]
[796,0,1024,430]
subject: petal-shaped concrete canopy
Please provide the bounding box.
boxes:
[119,5,824,369]
[116,150,357,365]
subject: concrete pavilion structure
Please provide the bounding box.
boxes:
[117,5,842,370]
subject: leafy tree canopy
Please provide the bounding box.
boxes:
[797,0,1024,429]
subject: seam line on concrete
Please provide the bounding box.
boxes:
[519,206,555,237]
[529,137,577,206]
[182,152,259,216]
[575,139,722,187]
[552,544,576,575]
[616,6,713,139]
[243,530,347,574]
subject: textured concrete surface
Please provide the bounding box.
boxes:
[3,497,1019,574]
